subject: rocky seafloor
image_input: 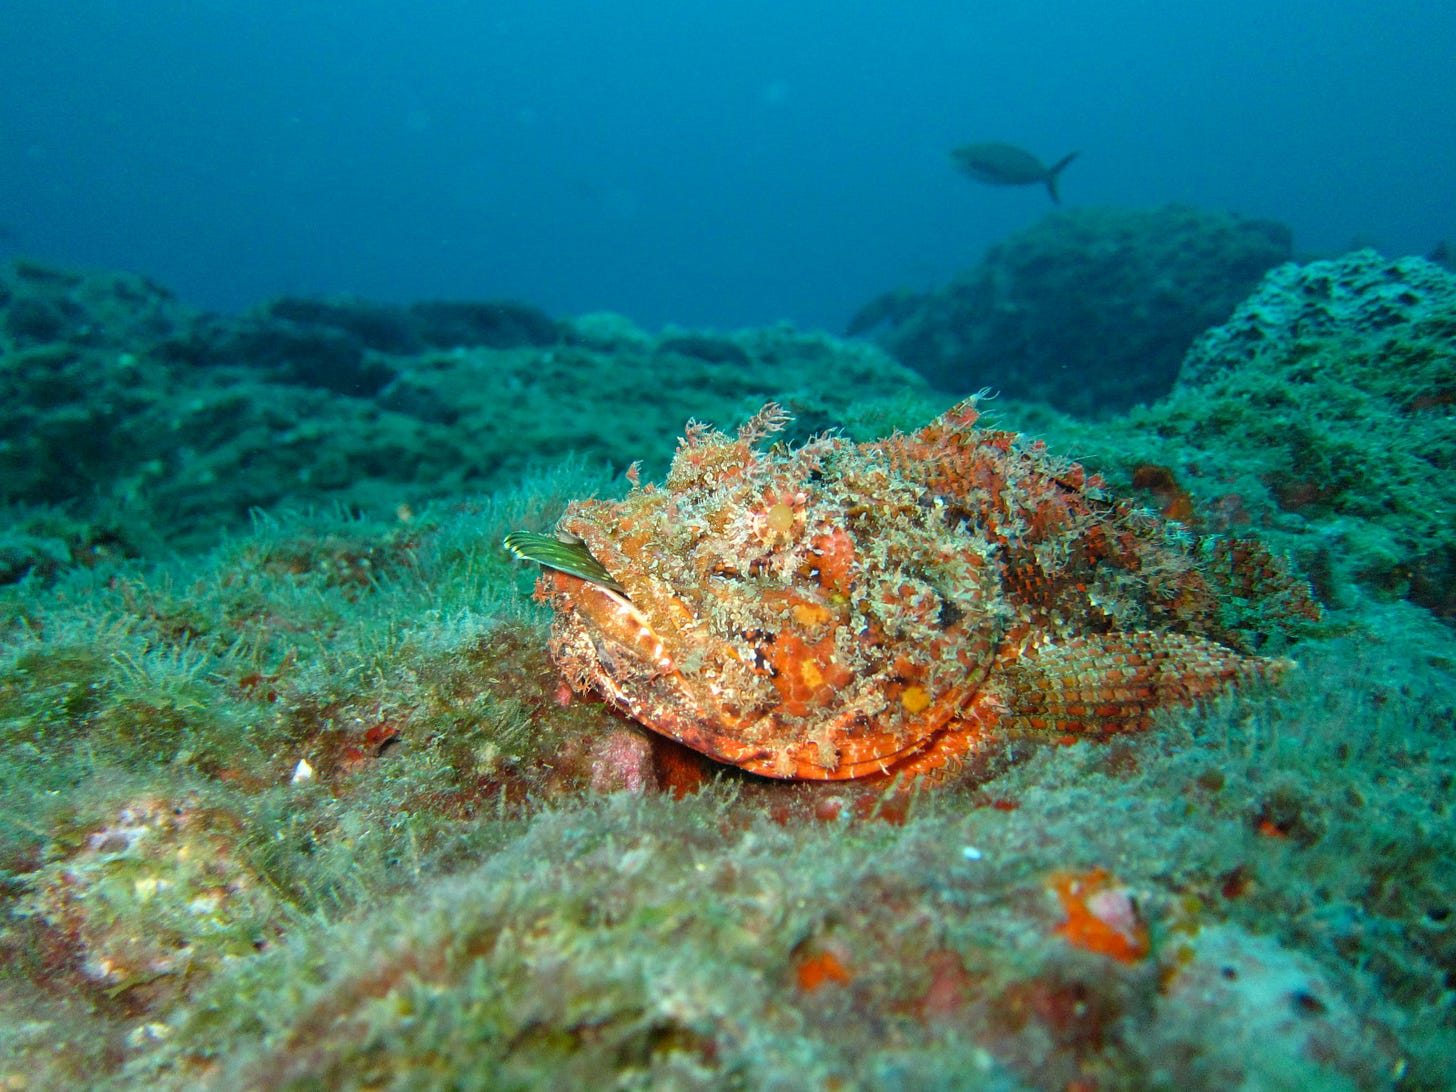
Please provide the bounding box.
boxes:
[0,238,1453,1089]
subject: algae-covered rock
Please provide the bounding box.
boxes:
[1024,251,1456,618]
[860,204,1291,416]
[1180,249,1456,385]
[112,634,1448,1092]
[0,259,189,349]
[0,260,938,559]
[17,789,287,1006]
[3,255,1454,1089]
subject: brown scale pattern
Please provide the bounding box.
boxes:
[529,398,1318,781]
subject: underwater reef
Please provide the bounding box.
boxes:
[1020,250,1456,622]
[852,204,1292,416]
[0,259,930,561]
[0,249,1454,1089]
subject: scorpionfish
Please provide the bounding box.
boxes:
[507,398,1317,781]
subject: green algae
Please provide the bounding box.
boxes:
[109,621,1454,1090]
[0,257,939,554]
[1,253,1453,1088]
[2,482,1447,1088]
[1000,298,1456,621]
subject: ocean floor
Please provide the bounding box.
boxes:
[0,251,1453,1089]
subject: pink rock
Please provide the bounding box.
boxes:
[587,728,658,795]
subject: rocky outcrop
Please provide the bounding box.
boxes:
[856,205,1291,415]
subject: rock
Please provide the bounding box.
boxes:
[863,205,1291,415]
[1179,249,1456,385]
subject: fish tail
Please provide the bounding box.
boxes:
[1045,150,1080,203]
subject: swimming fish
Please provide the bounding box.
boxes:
[951,142,1080,203]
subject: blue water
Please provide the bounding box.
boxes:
[3,1,1453,330]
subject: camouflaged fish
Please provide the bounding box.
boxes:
[508,399,1317,781]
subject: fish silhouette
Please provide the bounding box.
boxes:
[951,142,1080,203]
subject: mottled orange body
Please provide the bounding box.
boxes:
[533,399,1315,781]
